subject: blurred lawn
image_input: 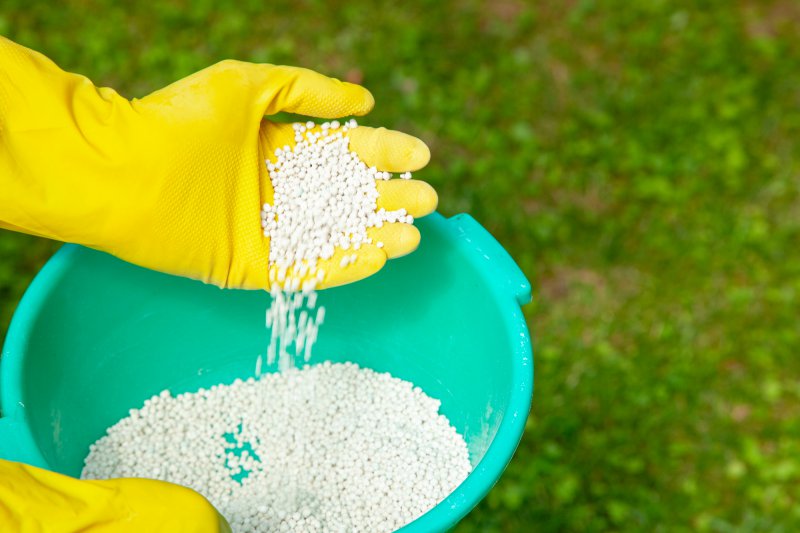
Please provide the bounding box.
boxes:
[2,0,800,531]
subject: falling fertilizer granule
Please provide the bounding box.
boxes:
[260,120,414,370]
[82,362,472,533]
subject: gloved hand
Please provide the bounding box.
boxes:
[0,36,436,289]
[0,459,230,532]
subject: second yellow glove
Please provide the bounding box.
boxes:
[0,459,230,532]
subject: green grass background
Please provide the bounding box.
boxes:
[2,1,800,531]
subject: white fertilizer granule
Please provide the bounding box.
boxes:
[261,120,413,271]
[81,362,472,533]
[260,121,415,371]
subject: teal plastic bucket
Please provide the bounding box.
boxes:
[0,212,532,532]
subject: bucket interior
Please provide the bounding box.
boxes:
[15,215,518,477]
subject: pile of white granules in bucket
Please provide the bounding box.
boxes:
[82,363,472,532]
[82,121,473,532]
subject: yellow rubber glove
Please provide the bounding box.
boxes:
[0,459,230,532]
[0,36,436,289]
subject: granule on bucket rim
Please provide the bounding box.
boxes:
[81,362,472,533]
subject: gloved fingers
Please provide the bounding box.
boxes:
[0,459,231,533]
[261,65,374,118]
[376,179,438,218]
[266,245,386,290]
[367,223,421,259]
[315,244,387,289]
[347,126,430,173]
[261,225,418,290]
[260,123,431,176]
[102,477,232,532]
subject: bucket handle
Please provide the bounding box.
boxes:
[449,214,532,305]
